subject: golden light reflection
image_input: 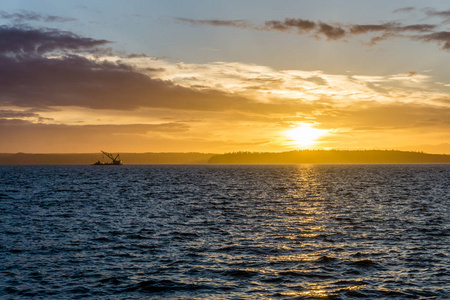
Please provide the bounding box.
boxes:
[271,254,321,263]
[280,284,368,298]
[285,123,329,148]
[281,289,329,298]
[299,289,329,298]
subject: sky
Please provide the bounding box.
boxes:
[0,0,449,154]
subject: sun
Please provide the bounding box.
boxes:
[285,124,328,148]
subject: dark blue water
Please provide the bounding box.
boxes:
[1,164,449,299]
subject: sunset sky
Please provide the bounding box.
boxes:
[1,0,449,153]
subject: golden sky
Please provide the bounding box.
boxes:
[0,1,449,153]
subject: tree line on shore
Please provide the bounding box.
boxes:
[208,150,450,164]
[0,150,449,164]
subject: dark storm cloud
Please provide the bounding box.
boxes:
[0,26,111,56]
[0,10,76,23]
[176,18,251,29]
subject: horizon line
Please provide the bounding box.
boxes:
[1,149,449,156]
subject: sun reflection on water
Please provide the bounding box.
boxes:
[281,283,368,298]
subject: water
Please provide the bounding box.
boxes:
[1,164,449,299]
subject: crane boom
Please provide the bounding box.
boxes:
[100,150,123,165]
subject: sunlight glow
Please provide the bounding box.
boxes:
[285,124,328,148]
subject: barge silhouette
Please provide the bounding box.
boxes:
[93,151,123,165]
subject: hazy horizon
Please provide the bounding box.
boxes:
[1,1,449,153]
[1,150,449,165]
[1,148,449,155]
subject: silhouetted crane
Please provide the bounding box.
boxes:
[93,151,123,165]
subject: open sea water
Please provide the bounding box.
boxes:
[0,164,449,299]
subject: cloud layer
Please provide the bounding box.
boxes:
[0,25,110,55]
[0,26,270,113]
[178,7,450,51]
[0,23,449,153]
[0,10,76,23]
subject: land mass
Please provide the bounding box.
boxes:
[0,152,214,165]
[208,150,450,164]
[0,150,449,165]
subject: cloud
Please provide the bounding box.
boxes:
[0,109,53,122]
[176,15,448,51]
[176,17,251,29]
[0,54,242,110]
[393,7,416,14]
[1,26,318,114]
[1,26,448,122]
[349,23,436,45]
[418,31,450,51]
[263,20,291,32]
[1,23,448,153]
[303,76,328,86]
[349,24,388,34]
[0,25,111,56]
[261,18,347,40]
[178,17,347,40]
[126,53,149,58]
[350,23,436,34]
[425,8,450,21]
[0,109,40,119]
[284,18,316,31]
[263,18,346,40]
[153,60,444,107]
[401,24,437,32]
[0,118,188,131]
[317,22,346,40]
[264,18,316,33]
[0,10,75,23]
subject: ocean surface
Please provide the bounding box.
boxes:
[0,164,449,299]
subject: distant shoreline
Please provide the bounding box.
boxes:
[0,150,449,165]
[0,152,214,165]
[209,150,450,164]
